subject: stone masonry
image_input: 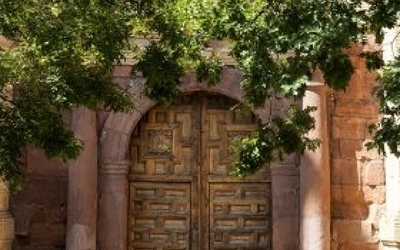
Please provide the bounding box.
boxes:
[330,47,385,250]
[9,52,389,250]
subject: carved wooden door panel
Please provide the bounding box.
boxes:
[129,93,271,250]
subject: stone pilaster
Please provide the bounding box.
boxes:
[0,180,13,250]
[98,162,129,250]
[300,83,330,250]
[66,107,97,250]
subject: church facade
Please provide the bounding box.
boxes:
[0,43,399,250]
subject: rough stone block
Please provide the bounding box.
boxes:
[11,176,67,206]
[334,101,379,119]
[363,186,386,205]
[30,224,66,246]
[12,205,34,236]
[362,220,380,244]
[364,160,385,186]
[333,220,364,243]
[332,185,369,220]
[331,185,367,204]
[332,202,369,220]
[337,242,379,250]
[339,140,364,159]
[331,159,359,185]
[356,143,383,161]
[44,207,67,225]
[333,220,378,245]
[26,148,67,177]
[331,139,341,158]
[332,118,367,140]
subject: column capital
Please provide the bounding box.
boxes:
[100,161,130,176]
[306,81,330,94]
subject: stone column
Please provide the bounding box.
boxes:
[98,162,129,250]
[300,83,330,250]
[66,107,97,250]
[0,180,14,250]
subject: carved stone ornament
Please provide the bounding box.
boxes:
[147,129,173,155]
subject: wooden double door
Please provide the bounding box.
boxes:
[128,93,271,250]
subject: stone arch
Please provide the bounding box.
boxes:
[97,66,298,250]
[99,67,252,163]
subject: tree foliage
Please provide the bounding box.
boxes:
[0,0,399,188]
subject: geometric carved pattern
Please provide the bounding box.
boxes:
[147,129,173,155]
[129,182,190,250]
[129,93,271,250]
[210,183,271,250]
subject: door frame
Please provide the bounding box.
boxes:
[98,67,301,250]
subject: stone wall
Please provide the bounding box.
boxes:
[10,149,68,250]
[9,111,72,250]
[7,60,388,250]
[330,50,385,250]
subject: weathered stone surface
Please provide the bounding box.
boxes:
[26,148,67,177]
[329,52,385,250]
[332,117,367,140]
[10,167,67,249]
[334,101,379,119]
[331,159,359,185]
[11,176,67,205]
[337,242,379,250]
[12,205,34,236]
[364,161,385,187]
[363,186,386,205]
[333,220,374,243]
[334,220,379,249]
[339,140,364,159]
[66,108,97,250]
[98,162,129,250]
[331,185,369,220]
[331,185,367,204]
[30,224,66,246]
[332,203,369,220]
[356,144,383,161]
